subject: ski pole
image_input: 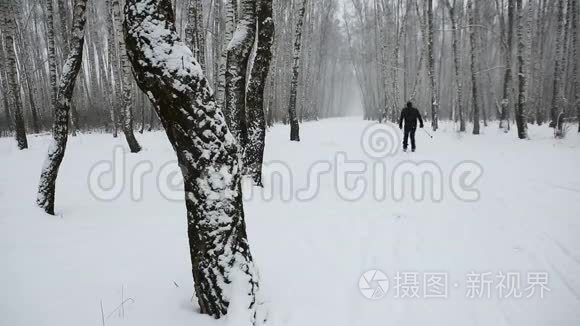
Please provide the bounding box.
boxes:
[423,128,433,139]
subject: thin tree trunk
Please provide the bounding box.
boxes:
[468,0,480,135]
[37,0,88,215]
[446,0,466,132]
[288,0,308,141]
[515,0,528,138]
[571,0,579,132]
[184,0,206,70]
[427,0,438,131]
[124,0,265,322]
[105,0,118,137]
[112,0,141,152]
[216,0,236,109]
[500,0,515,131]
[550,0,566,129]
[47,0,59,127]
[224,0,256,145]
[245,0,274,186]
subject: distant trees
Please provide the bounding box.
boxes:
[0,0,579,142]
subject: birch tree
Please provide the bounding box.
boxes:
[112,0,142,152]
[572,0,579,132]
[245,0,275,186]
[216,0,236,109]
[515,0,528,138]
[225,0,256,144]
[445,0,466,132]
[37,0,88,215]
[288,0,308,141]
[184,0,205,70]
[124,0,265,322]
[550,0,565,132]
[1,0,28,149]
[427,0,439,131]
[468,0,480,135]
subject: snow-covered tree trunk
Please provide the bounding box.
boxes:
[2,0,28,149]
[427,0,438,131]
[112,0,141,152]
[468,0,480,135]
[37,0,88,215]
[124,0,265,322]
[216,0,236,109]
[245,0,274,186]
[225,0,256,145]
[288,0,308,142]
[515,0,528,139]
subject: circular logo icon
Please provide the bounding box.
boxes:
[359,269,389,300]
[361,123,401,159]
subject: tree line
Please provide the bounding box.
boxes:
[344,0,579,138]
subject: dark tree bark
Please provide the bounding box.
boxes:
[225,0,256,145]
[124,0,265,322]
[2,0,28,149]
[245,0,275,186]
[288,0,308,141]
[37,0,88,215]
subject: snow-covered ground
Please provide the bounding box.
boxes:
[1,117,580,325]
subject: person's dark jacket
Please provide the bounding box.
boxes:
[399,105,424,130]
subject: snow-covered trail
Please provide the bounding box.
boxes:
[1,117,580,325]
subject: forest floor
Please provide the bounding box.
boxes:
[1,117,580,325]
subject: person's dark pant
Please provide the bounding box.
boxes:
[403,127,417,151]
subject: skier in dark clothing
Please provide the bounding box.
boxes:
[399,102,424,152]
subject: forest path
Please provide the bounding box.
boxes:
[1,117,580,325]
